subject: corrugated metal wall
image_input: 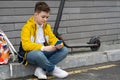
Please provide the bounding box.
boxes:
[0,0,120,51]
[62,0,120,46]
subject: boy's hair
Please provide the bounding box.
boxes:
[34,2,50,13]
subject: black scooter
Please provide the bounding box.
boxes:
[53,0,101,51]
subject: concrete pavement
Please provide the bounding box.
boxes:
[51,61,120,80]
[1,43,120,80]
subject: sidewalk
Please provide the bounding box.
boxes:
[1,43,120,80]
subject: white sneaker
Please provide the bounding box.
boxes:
[52,66,68,78]
[34,67,47,79]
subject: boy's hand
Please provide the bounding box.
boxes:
[43,46,56,52]
[55,43,63,49]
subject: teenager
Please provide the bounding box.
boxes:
[20,2,68,79]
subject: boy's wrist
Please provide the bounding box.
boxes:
[41,46,45,51]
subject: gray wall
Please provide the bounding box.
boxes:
[0,0,120,51]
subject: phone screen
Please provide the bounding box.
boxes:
[55,40,62,46]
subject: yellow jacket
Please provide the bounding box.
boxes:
[21,16,59,51]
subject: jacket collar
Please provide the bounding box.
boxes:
[28,16,47,29]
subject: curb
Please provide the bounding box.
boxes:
[1,44,120,79]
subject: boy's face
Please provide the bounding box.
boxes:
[34,11,49,25]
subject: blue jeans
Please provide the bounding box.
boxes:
[26,47,68,73]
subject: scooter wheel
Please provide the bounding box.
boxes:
[89,36,101,51]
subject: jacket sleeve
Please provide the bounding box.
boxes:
[21,25,43,51]
[46,24,63,46]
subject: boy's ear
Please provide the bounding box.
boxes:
[34,12,38,17]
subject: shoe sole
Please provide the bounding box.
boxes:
[34,73,47,79]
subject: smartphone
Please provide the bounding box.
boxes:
[55,40,63,46]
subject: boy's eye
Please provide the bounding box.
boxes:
[42,16,49,19]
[42,16,45,18]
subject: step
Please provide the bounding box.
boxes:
[1,44,120,79]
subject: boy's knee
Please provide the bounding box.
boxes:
[62,47,68,54]
[60,47,68,57]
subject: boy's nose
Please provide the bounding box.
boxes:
[44,18,47,21]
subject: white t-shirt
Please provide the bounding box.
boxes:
[36,24,45,45]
